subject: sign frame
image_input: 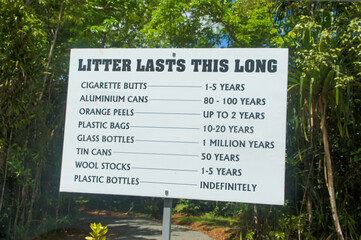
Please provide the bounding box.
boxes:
[60,48,288,205]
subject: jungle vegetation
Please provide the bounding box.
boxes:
[0,0,360,239]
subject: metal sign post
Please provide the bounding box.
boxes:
[162,198,173,240]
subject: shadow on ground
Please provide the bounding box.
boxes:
[63,213,213,240]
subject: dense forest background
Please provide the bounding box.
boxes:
[0,0,361,239]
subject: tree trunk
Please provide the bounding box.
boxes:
[26,0,66,230]
[320,98,344,240]
[0,129,13,214]
[13,185,22,239]
[39,0,66,101]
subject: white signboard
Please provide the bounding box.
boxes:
[60,48,288,205]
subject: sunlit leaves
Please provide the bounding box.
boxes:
[140,0,221,47]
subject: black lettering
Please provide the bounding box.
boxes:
[123,59,131,71]
[102,59,112,71]
[92,59,102,71]
[177,59,186,72]
[219,59,229,72]
[191,59,202,72]
[113,59,121,71]
[145,59,155,71]
[234,59,244,72]
[245,59,254,72]
[255,59,266,72]
[268,59,277,72]
[156,59,165,72]
[202,59,212,72]
[87,59,92,71]
[78,59,86,71]
[136,59,145,71]
[213,59,218,72]
[165,59,176,71]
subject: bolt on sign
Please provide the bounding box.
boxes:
[60,48,288,205]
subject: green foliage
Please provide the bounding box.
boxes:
[269,231,285,240]
[174,199,201,215]
[175,199,245,217]
[176,213,237,227]
[142,198,162,218]
[276,2,361,239]
[239,231,255,240]
[0,1,361,239]
[85,222,108,240]
[140,0,222,47]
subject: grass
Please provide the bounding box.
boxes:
[172,213,239,239]
[175,213,238,227]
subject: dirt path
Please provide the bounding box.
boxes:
[60,213,213,240]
